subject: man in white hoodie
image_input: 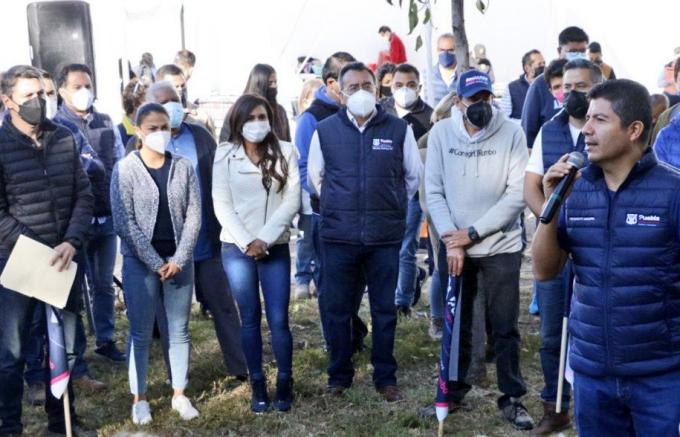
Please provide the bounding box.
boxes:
[425,70,533,430]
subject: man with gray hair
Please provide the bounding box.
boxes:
[143,80,248,381]
[523,58,603,435]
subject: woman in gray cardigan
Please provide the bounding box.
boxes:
[111,103,201,425]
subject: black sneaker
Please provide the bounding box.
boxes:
[250,378,270,413]
[273,377,293,412]
[499,397,534,430]
[94,341,126,363]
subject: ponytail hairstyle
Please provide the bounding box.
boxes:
[227,93,288,193]
[134,102,168,150]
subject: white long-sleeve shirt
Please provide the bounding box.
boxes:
[307,110,422,199]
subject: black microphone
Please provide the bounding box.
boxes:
[539,151,586,224]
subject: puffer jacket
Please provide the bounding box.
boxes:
[0,114,93,255]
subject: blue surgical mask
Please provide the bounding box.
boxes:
[439,51,456,68]
[163,101,185,129]
[311,64,323,75]
[565,51,587,62]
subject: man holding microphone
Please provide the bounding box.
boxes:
[533,79,680,435]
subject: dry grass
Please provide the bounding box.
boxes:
[22,245,578,436]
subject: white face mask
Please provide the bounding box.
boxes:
[143,130,171,154]
[45,96,59,120]
[242,120,271,143]
[346,89,376,118]
[393,87,418,109]
[565,51,587,62]
[71,88,94,112]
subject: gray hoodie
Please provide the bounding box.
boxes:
[425,107,528,258]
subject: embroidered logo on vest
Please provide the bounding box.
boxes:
[626,213,661,226]
[372,138,393,151]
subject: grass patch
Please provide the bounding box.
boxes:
[22,253,577,436]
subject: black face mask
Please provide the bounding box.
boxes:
[15,96,46,126]
[533,66,545,77]
[563,90,589,119]
[465,100,493,129]
[266,86,278,102]
[380,85,393,98]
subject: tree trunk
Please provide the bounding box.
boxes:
[451,0,470,71]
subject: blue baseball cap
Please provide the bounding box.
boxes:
[457,70,493,98]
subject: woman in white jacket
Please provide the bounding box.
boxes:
[212,93,300,413]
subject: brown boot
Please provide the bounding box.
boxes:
[530,401,571,435]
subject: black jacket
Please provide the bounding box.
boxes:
[380,96,433,141]
[0,115,94,255]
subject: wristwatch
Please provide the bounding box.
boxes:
[467,226,481,242]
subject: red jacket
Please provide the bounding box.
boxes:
[389,33,407,64]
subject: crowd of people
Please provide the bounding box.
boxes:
[0,22,680,437]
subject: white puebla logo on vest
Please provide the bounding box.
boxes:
[626,213,661,226]
[372,138,393,151]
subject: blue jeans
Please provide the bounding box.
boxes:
[23,302,46,385]
[535,261,572,410]
[394,196,423,306]
[72,290,90,379]
[122,255,193,395]
[574,368,680,436]
[429,239,448,320]
[295,213,319,286]
[221,243,293,380]
[320,242,400,388]
[0,258,81,434]
[85,219,118,344]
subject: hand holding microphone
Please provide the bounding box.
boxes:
[539,152,586,224]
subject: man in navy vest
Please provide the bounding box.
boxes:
[522,26,589,147]
[534,79,680,436]
[296,52,370,354]
[524,59,602,435]
[499,50,545,123]
[308,62,421,401]
[56,64,126,389]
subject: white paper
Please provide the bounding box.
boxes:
[0,235,77,309]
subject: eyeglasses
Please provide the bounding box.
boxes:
[342,83,376,96]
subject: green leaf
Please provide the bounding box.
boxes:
[415,35,423,51]
[408,0,418,34]
[423,7,431,24]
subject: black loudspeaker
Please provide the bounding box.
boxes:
[26,1,96,92]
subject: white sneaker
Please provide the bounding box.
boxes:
[132,400,152,425]
[172,395,200,421]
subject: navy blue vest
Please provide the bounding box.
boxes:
[507,74,530,119]
[563,151,680,377]
[57,106,116,217]
[541,110,587,173]
[317,107,408,245]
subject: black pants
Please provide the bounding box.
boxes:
[450,251,527,403]
[321,242,400,388]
